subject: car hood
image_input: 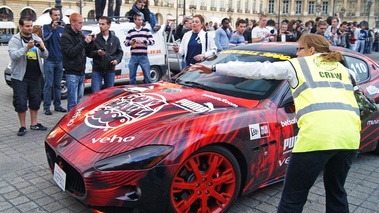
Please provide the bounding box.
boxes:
[58,82,260,153]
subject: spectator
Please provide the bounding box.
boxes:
[108,0,122,23]
[207,21,215,31]
[129,0,150,23]
[350,22,358,51]
[229,19,247,48]
[355,25,367,54]
[213,22,219,30]
[374,32,379,52]
[315,21,329,42]
[173,14,216,67]
[124,13,155,84]
[310,17,323,33]
[251,14,276,43]
[86,16,123,93]
[288,20,301,41]
[336,22,349,48]
[325,17,339,46]
[8,17,49,136]
[61,13,94,111]
[243,19,254,43]
[303,21,313,34]
[42,8,67,115]
[95,0,106,21]
[214,18,233,52]
[141,0,158,29]
[191,33,360,213]
[176,16,192,39]
[277,22,296,42]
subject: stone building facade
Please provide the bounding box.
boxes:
[0,0,378,30]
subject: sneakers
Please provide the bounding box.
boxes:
[54,107,67,113]
[17,127,27,136]
[44,109,52,115]
[30,123,47,131]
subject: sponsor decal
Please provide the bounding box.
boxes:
[202,93,239,108]
[219,50,291,60]
[92,135,135,143]
[281,117,297,127]
[279,156,291,167]
[366,85,379,95]
[173,99,219,113]
[161,88,182,93]
[367,120,379,125]
[67,107,84,126]
[248,122,270,140]
[283,136,297,154]
[84,93,168,130]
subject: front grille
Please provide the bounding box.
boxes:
[45,143,86,196]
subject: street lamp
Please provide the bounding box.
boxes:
[227,7,234,19]
[189,5,196,16]
[315,3,322,16]
[367,0,373,28]
[340,7,346,17]
[55,0,62,20]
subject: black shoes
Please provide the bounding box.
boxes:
[30,123,47,131]
[17,123,47,136]
[44,109,52,115]
[17,127,27,136]
[54,107,67,113]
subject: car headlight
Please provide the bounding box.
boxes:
[94,145,173,171]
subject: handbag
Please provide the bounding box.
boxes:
[351,75,378,120]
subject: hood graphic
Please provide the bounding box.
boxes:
[59,83,259,153]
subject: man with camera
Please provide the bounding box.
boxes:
[42,8,67,115]
[86,16,123,93]
[8,17,49,136]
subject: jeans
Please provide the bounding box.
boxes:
[43,60,63,110]
[128,54,151,84]
[355,39,366,54]
[95,0,106,20]
[277,150,357,213]
[66,74,85,112]
[108,0,122,18]
[91,71,115,93]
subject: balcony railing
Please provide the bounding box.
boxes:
[200,6,207,10]
[210,7,217,11]
[220,8,225,12]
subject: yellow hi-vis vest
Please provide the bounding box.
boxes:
[289,56,361,153]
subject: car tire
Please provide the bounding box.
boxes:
[60,79,67,99]
[150,66,162,83]
[168,145,241,213]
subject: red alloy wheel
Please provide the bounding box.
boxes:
[170,146,241,213]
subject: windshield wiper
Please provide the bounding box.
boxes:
[183,81,221,93]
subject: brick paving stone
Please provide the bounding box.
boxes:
[17,201,39,212]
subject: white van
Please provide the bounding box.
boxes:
[81,20,167,85]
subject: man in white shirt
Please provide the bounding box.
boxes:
[251,14,276,43]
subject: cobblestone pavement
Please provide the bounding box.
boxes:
[1,45,379,213]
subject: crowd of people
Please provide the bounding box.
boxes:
[172,13,379,54]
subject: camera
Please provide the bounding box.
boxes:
[101,48,106,51]
[56,21,61,25]
[34,40,40,47]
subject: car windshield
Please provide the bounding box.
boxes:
[176,49,293,100]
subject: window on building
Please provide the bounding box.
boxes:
[295,1,302,14]
[322,1,328,15]
[309,1,315,14]
[245,1,249,11]
[268,0,274,13]
[237,0,241,11]
[201,0,205,7]
[283,0,289,14]
[220,0,225,9]
[211,1,217,8]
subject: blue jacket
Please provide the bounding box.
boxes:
[42,22,64,61]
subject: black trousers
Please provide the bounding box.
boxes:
[277,150,357,213]
[95,0,106,20]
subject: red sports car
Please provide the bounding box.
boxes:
[45,43,379,213]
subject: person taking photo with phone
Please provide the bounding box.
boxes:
[41,8,67,115]
[8,17,49,136]
[86,16,123,93]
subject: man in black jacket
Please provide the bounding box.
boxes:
[60,13,94,111]
[87,16,123,93]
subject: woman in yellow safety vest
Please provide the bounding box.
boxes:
[191,33,360,213]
